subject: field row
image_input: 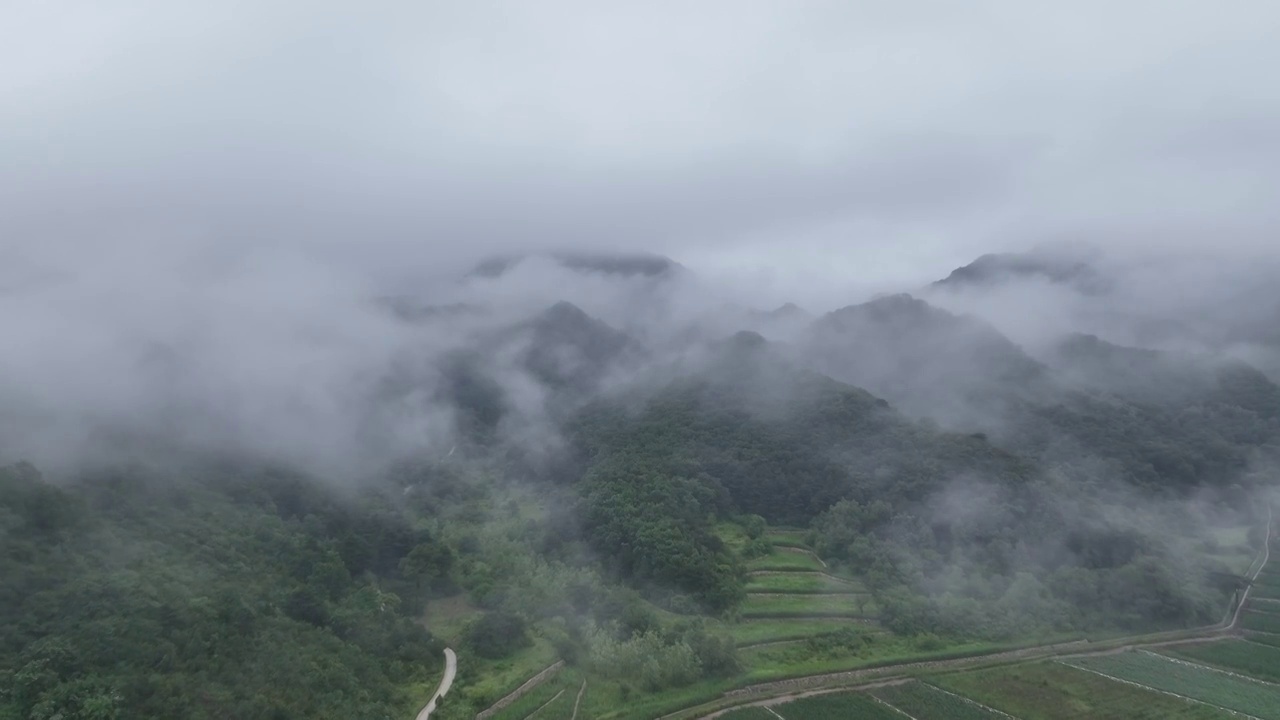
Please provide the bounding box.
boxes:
[741,593,876,619]
[871,681,1006,719]
[934,660,1240,720]
[1066,650,1280,719]
[1159,639,1280,684]
[744,573,866,594]
[746,548,827,572]
[1242,610,1280,634]
[488,670,582,720]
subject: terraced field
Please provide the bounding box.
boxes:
[744,573,864,594]
[488,671,581,720]
[871,681,1005,719]
[1161,639,1280,683]
[933,661,1237,720]
[727,618,875,647]
[734,530,877,651]
[748,548,827,572]
[740,593,874,619]
[1066,651,1280,719]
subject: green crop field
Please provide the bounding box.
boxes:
[1162,640,1280,683]
[1253,574,1280,590]
[745,573,865,594]
[719,707,779,720]
[1067,651,1280,719]
[773,691,902,719]
[933,661,1237,720]
[1242,610,1280,634]
[741,593,873,619]
[727,618,875,646]
[1247,633,1280,648]
[763,528,810,543]
[487,672,580,720]
[871,681,1004,719]
[747,549,827,572]
[1254,583,1280,600]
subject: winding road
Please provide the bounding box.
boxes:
[416,648,457,720]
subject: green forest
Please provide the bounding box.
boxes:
[3,297,1279,719]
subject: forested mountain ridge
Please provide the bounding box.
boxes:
[3,254,1280,719]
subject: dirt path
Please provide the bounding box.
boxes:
[1232,505,1273,629]
[416,648,457,720]
[570,680,587,720]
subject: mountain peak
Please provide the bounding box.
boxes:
[933,250,1108,293]
[467,251,682,280]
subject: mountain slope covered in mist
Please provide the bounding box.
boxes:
[4,251,1280,719]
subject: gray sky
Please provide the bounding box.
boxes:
[5,0,1279,293]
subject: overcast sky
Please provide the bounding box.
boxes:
[4,0,1279,291]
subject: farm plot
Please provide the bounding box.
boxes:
[1066,651,1280,720]
[1161,639,1280,683]
[1253,575,1280,592]
[871,681,1005,719]
[933,661,1236,720]
[773,691,903,720]
[1254,582,1280,600]
[763,529,811,547]
[1247,633,1280,648]
[727,618,874,646]
[1242,610,1280,634]
[487,672,579,720]
[745,573,865,594]
[748,548,827,572]
[719,708,779,720]
[740,593,873,619]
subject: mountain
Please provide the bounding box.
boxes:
[516,301,645,392]
[932,250,1110,294]
[801,294,1048,427]
[467,251,682,280]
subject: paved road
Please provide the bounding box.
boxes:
[416,648,457,720]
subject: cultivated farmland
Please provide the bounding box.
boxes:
[748,548,827,572]
[772,691,903,720]
[727,618,874,646]
[871,680,1005,719]
[1241,610,1280,634]
[1254,583,1280,600]
[740,593,873,619]
[1161,639,1280,683]
[1066,651,1280,719]
[744,573,865,594]
[933,660,1237,720]
[719,708,779,720]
